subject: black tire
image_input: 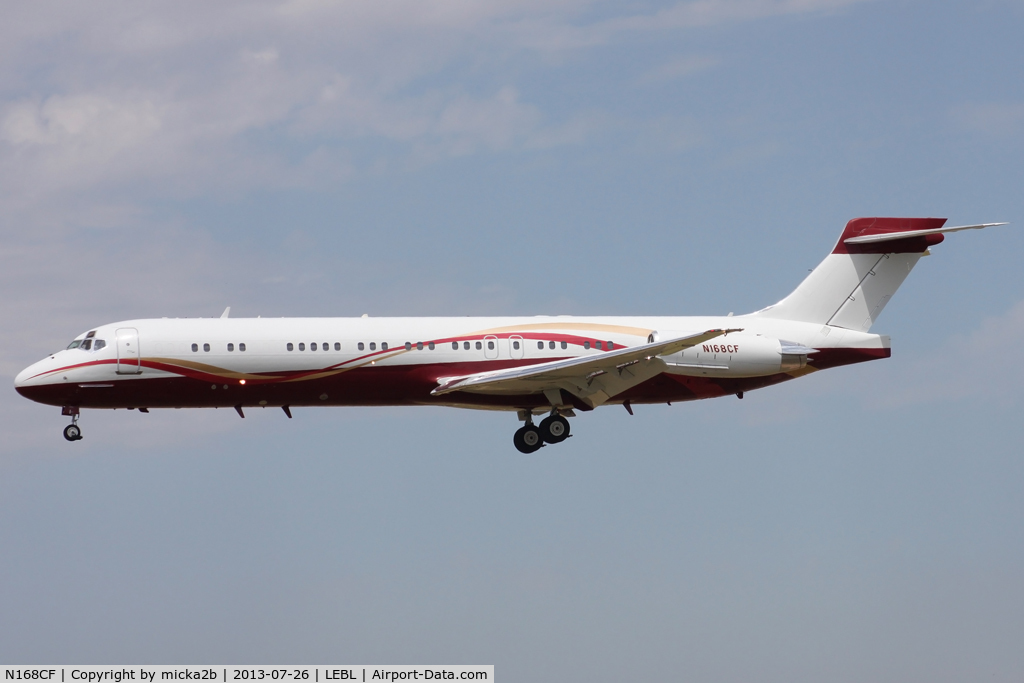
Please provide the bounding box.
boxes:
[63,424,82,441]
[539,415,570,444]
[513,425,543,453]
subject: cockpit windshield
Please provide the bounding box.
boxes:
[67,331,106,351]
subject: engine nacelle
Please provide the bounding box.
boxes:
[660,333,814,378]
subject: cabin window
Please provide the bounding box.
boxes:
[227,343,234,352]
[428,342,435,350]
[191,343,199,352]
[239,343,246,352]
[287,343,293,351]
[548,341,555,349]
[323,342,329,350]
[487,341,494,350]
[358,342,364,351]
[451,342,458,350]
[298,343,305,351]
[596,341,603,350]
[405,342,412,351]
[369,342,376,350]
[382,342,389,350]
[513,340,520,350]
[537,341,543,349]
[475,341,482,350]
[606,341,613,350]
[311,342,317,351]
[463,341,470,350]
[416,342,423,350]
[561,341,567,350]
[584,341,590,349]
[334,342,341,351]
[203,343,211,352]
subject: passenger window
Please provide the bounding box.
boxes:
[537,341,543,350]
[584,341,590,349]
[239,343,246,352]
[428,342,435,350]
[451,342,458,350]
[192,343,199,352]
[358,342,364,351]
[227,343,234,352]
[323,342,329,350]
[606,341,613,349]
[382,342,389,350]
[560,341,567,350]
[334,342,340,351]
[369,342,376,350]
[405,342,412,351]
[311,342,318,351]
[416,342,423,350]
[82,339,92,350]
[513,341,520,350]
[487,341,494,350]
[548,341,555,350]
[299,343,305,351]
[463,341,470,350]
[287,343,293,351]
[203,343,210,352]
[475,341,482,350]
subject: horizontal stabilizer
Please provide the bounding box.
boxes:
[844,222,1007,245]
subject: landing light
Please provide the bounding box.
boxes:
[239,379,246,385]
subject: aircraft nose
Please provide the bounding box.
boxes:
[14,358,49,391]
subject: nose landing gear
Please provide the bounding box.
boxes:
[62,406,83,441]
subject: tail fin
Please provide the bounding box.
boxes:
[755,217,1006,331]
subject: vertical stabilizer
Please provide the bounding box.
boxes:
[755,218,948,330]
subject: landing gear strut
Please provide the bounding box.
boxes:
[62,407,83,441]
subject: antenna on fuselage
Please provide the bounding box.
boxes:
[221,306,231,319]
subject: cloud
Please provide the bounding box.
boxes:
[874,300,1024,407]
[641,55,721,83]
[0,0,881,212]
[950,102,1024,137]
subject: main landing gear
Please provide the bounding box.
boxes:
[62,406,83,441]
[513,412,572,453]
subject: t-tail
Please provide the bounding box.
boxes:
[754,217,1007,331]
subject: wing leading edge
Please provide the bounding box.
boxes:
[432,328,741,409]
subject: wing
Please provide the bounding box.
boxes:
[432,328,741,409]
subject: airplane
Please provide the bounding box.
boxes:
[15,217,1007,452]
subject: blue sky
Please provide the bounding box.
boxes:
[2,1,1024,679]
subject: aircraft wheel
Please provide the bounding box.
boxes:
[63,424,82,441]
[539,415,570,444]
[513,425,543,453]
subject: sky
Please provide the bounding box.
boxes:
[2,0,1024,679]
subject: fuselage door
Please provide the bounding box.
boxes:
[509,335,525,360]
[483,335,499,360]
[115,327,142,374]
